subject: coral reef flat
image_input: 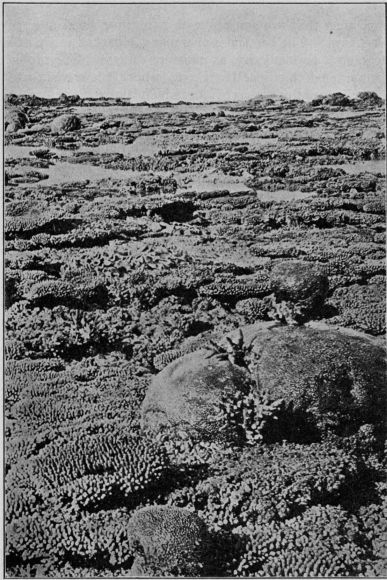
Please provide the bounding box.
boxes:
[4,93,387,577]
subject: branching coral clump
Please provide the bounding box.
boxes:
[9,432,168,514]
[362,198,385,214]
[6,302,136,359]
[123,264,216,309]
[10,382,143,438]
[150,299,240,371]
[326,282,386,335]
[6,433,172,573]
[6,357,65,375]
[6,508,137,570]
[316,253,385,287]
[5,429,59,471]
[235,296,273,324]
[25,276,109,308]
[4,213,72,240]
[14,214,146,251]
[5,249,61,274]
[6,200,40,217]
[267,294,307,326]
[251,241,305,259]
[214,388,284,445]
[77,242,191,278]
[16,268,52,298]
[4,339,27,361]
[358,484,387,576]
[199,274,272,303]
[355,259,386,280]
[236,505,368,577]
[166,440,363,535]
[12,396,92,432]
[124,245,186,273]
[6,356,146,457]
[5,358,68,410]
[6,483,43,524]
[205,328,256,368]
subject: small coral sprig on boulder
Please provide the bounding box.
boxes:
[206,328,255,368]
[215,387,284,445]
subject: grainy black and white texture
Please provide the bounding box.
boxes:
[4,4,387,578]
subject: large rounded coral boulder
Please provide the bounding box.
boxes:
[141,349,252,442]
[50,114,81,134]
[271,260,328,304]
[5,108,28,133]
[229,322,386,435]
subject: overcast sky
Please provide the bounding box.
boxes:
[4,3,386,102]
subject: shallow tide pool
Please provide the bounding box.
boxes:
[338,160,386,175]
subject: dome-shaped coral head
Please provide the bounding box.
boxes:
[50,114,81,134]
[128,505,211,577]
[270,260,329,324]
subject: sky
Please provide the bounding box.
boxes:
[4,3,386,102]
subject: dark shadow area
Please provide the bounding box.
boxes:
[152,200,196,223]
